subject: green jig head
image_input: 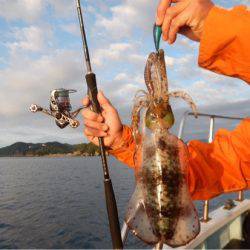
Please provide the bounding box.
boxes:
[153,24,162,51]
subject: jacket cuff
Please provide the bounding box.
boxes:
[108,125,133,155]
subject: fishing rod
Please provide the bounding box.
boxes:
[75,1,123,249]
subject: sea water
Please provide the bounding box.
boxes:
[0,157,249,249]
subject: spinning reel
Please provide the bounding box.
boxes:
[30,88,86,129]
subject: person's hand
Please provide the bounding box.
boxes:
[82,91,123,149]
[156,0,214,44]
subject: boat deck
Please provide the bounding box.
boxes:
[163,199,250,249]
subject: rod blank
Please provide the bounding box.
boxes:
[75,1,123,248]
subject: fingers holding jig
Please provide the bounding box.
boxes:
[156,0,172,25]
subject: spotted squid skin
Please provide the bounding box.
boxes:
[140,127,200,246]
[142,128,182,242]
[125,127,200,246]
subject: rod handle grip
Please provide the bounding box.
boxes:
[85,72,101,113]
[104,179,123,249]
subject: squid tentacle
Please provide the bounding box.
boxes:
[168,91,198,117]
[144,53,156,97]
[131,93,149,144]
[131,95,149,168]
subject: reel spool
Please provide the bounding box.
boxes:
[30,88,85,129]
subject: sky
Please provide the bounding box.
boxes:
[0,0,249,147]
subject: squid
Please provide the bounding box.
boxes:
[125,49,200,247]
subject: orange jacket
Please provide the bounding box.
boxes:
[109,5,250,200]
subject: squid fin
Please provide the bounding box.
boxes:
[125,183,158,244]
[165,183,200,246]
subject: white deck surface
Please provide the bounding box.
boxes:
[163,199,250,249]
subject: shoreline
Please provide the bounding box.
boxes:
[0,152,109,158]
[0,154,99,158]
[0,142,102,158]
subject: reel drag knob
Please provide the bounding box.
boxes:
[55,112,62,119]
[70,120,80,128]
[30,104,39,113]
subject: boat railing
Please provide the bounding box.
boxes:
[121,111,245,247]
[178,111,244,222]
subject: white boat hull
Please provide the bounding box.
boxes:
[163,199,250,249]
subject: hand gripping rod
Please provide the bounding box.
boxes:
[75,1,123,249]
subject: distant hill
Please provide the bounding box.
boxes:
[0,142,100,157]
[0,139,209,157]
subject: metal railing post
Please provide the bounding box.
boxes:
[178,111,189,139]
[202,117,215,222]
[208,116,215,143]
[201,200,211,222]
[155,241,163,250]
[121,222,129,244]
[178,112,244,224]
[237,190,244,202]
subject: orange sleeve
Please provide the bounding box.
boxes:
[108,125,136,168]
[199,5,250,84]
[110,119,250,200]
[188,118,250,200]
[109,5,250,200]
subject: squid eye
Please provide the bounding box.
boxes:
[145,110,157,129]
[163,113,174,128]
[163,111,175,129]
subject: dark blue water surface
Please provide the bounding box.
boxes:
[0,157,249,249]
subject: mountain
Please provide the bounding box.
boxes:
[0,139,209,157]
[0,142,100,157]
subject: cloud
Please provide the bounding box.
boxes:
[216,0,250,6]
[0,46,87,147]
[91,38,250,116]
[171,99,250,142]
[0,0,82,23]
[96,0,249,40]
[6,25,53,53]
[0,0,44,22]
[0,49,83,116]
[1,0,249,148]
[0,119,85,148]
[92,42,145,68]
[93,43,133,66]
[171,71,250,107]
[47,0,75,18]
[96,0,157,39]
[99,71,145,118]
[60,23,79,36]
[165,55,175,67]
